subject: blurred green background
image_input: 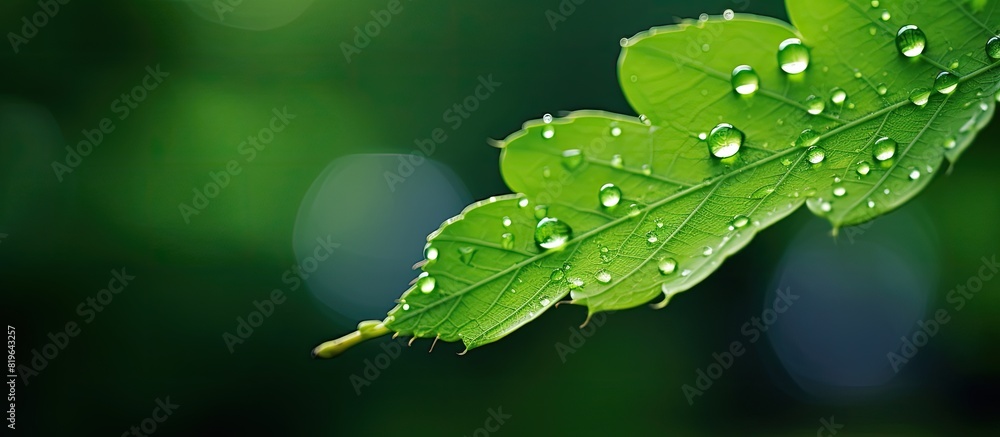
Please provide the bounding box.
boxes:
[1,0,998,435]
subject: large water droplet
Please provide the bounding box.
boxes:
[873,137,897,161]
[796,129,820,148]
[778,38,810,74]
[707,123,743,158]
[987,36,1000,60]
[500,232,515,249]
[731,65,760,95]
[807,147,826,164]
[895,25,926,57]
[934,72,958,95]
[831,88,847,105]
[561,149,584,170]
[856,161,872,176]
[658,258,677,275]
[599,183,622,208]
[805,95,825,114]
[535,217,572,250]
[909,88,931,106]
[416,272,436,293]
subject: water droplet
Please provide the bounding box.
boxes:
[807,147,826,164]
[723,8,735,20]
[459,247,477,265]
[638,114,650,125]
[853,69,863,78]
[908,168,921,180]
[867,199,876,208]
[518,197,529,208]
[627,203,643,217]
[658,258,677,275]
[542,166,551,178]
[609,154,623,168]
[697,132,707,141]
[731,65,760,95]
[500,232,514,249]
[934,72,958,94]
[619,37,628,47]
[876,83,888,95]
[707,123,743,158]
[681,269,693,277]
[402,303,410,311]
[895,25,926,57]
[542,125,555,139]
[501,216,512,228]
[599,183,622,208]
[702,246,714,256]
[857,161,872,176]
[646,232,659,244]
[561,149,584,170]
[884,188,891,195]
[869,26,878,36]
[987,36,1000,60]
[731,215,750,228]
[821,201,832,212]
[833,186,847,197]
[944,138,956,149]
[880,9,891,21]
[534,217,572,250]
[416,273,436,293]
[568,277,584,288]
[424,244,439,261]
[778,38,810,74]
[550,269,565,281]
[610,123,622,137]
[540,298,551,306]
[698,13,709,22]
[831,88,847,105]
[796,129,821,148]
[640,164,652,175]
[595,270,612,283]
[873,137,897,161]
[870,0,880,7]
[542,113,553,124]
[909,88,931,106]
[534,204,548,220]
[805,95,825,114]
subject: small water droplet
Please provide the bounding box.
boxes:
[731,65,760,95]
[869,26,878,36]
[501,216,512,228]
[619,37,628,47]
[609,154,623,168]
[540,298,551,306]
[424,244,439,261]
[944,138,956,149]
[909,88,931,106]
[534,205,548,220]
[658,258,678,275]
[459,246,477,265]
[640,164,652,175]
[778,38,810,74]
[568,277,584,288]
[723,9,735,20]
[402,303,410,311]
[876,83,888,95]
[416,272,436,293]
[821,201,832,212]
[561,149,584,170]
[807,147,826,164]
[868,199,876,208]
[550,269,565,281]
[934,71,958,94]
[542,125,555,139]
[805,95,825,114]
[535,217,572,250]
[646,231,659,244]
[884,188,891,195]
[796,129,820,148]
[833,186,847,197]
[542,113,553,124]
[627,203,642,217]
[638,114,650,125]
[599,183,622,208]
[518,197,529,208]
[595,270,612,283]
[880,9,891,21]
[857,161,872,176]
[542,166,551,178]
[500,232,515,249]
[987,36,1000,60]
[895,25,926,57]
[873,137,897,161]
[909,167,921,180]
[702,246,714,256]
[610,123,622,137]
[708,123,743,158]
[831,88,847,105]
[870,0,880,7]
[681,269,693,277]
[731,215,749,229]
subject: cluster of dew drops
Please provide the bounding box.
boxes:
[398,5,1000,315]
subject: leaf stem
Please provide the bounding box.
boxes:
[311,320,391,359]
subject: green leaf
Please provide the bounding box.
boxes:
[313,0,1000,357]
